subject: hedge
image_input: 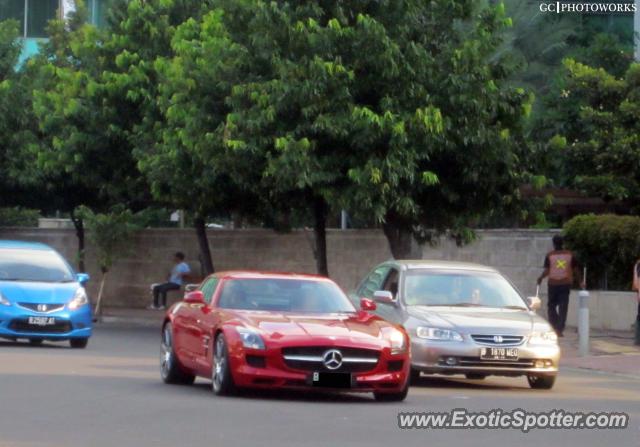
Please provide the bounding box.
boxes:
[563,214,640,290]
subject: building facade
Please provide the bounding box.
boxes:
[0,0,113,62]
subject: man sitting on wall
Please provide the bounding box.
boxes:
[148,252,191,310]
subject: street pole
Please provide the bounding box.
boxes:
[578,267,590,357]
[340,210,348,230]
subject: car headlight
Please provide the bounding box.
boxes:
[528,331,558,345]
[385,328,407,354]
[0,291,10,306]
[67,288,89,310]
[236,327,266,350]
[416,327,463,342]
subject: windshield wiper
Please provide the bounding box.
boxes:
[443,303,484,307]
[502,305,528,310]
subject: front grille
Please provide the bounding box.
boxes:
[449,356,536,369]
[17,303,66,313]
[9,319,72,334]
[282,346,380,373]
[471,334,524,346]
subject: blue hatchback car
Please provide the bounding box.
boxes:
[0,240,92,348]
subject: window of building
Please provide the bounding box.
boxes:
[0,0,59,38]
[87,0,114,28]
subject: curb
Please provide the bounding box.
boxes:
[96,316,164,328]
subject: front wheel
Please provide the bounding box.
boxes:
[212,333,237,396]
[527,374,556,389]
[160,323,194,385]
[374,381,409,402]
[69,338,88,349]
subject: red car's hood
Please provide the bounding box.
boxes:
[235,311,387,342]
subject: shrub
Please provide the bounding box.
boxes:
[0,207,40,227]
[563,214,640,290]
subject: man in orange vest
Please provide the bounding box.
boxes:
[537,235,584,337]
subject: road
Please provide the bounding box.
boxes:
[1,325,639,447]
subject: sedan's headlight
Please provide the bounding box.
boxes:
[0,291,10,306]
[384,328,407,354]
[416,327,463,342]
[67,288,89,310]
[236,327,266,350]
[528,331,558,345]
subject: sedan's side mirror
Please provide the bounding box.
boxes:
[527,296,542,311]
[76,273,90,284]
[185,283,199,292]
[360,297,377,311]
[184,290,205,304]
[373,290,397,306]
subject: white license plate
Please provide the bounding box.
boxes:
[480,347,519,360]
[28,316,56,326]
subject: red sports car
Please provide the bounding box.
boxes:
[160,271,410,401]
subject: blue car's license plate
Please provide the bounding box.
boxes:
[28,316,56,326]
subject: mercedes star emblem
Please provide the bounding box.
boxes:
[322,349,343,370]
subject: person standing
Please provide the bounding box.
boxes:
[537,235,584,337]
[149,252,191,310]
[632,259,640,345]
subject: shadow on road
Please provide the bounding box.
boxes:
[411,375,527,390]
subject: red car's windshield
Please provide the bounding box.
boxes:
[217,278,356,313]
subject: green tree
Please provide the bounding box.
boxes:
[554,59,640,211]
[77,206,138,315]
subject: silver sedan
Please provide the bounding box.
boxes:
[353,260,560,389]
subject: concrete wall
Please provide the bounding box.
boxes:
[0,227,561,309]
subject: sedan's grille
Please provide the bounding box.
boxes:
[9,319,72,334]
[471,334,524,346]
[282,346,380,373]
[451,357,536,369]
[17,303,66,313]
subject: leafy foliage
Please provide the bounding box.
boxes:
[564,214,640,290]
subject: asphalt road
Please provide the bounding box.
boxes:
[1,325,639,447]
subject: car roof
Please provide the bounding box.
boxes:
[390,259,498,273]
[0,240,53,251]
[215,271,333,282]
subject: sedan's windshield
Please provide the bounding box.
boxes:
[403,270,527,309]
[0,248,74,283]
[217,278,356,313]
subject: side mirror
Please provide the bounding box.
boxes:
[527,296,542,311]
[76,273,90,284]
[360,297,377,312]
[184,290,205,304]
[373,290,397,306]
[185,283,199,292]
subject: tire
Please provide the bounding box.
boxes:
[160,323,195,385]
[212,333,237,396]
[527,374,556,390]
[69,338,89,349]
[29,339,44,346]
[465,373,487,380]
[374,381,409,402]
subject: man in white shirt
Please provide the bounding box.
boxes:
[149,252,191,310]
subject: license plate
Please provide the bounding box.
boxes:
[28,316,56,326]
[480,347,519,361]
[310,372,352,388]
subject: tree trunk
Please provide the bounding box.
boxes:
[194,215,215,275]
[382,220,421,260]
[93,269,107,321]
[70,211,86,272]
[313,196,329,277]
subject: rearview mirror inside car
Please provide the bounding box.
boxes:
[527,296,542,311]
[373,290,397,306]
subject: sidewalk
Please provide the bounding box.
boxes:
[96,307,640,378]
[560,327,640,378]
[98,307,166,327]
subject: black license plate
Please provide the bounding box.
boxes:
[310,372,352,388]
[28,316,56,326]
[480,347,519,361]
